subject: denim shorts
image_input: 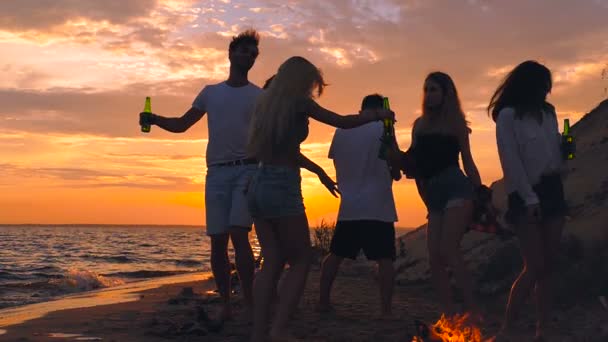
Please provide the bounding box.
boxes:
[421,166,474,214]
[246,164,305,219]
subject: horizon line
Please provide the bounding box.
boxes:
[0,223,416,229]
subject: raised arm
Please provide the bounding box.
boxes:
[140,86,209,133]
[304,98,393,129]
[457,127,482,188]
[141,107,205,133]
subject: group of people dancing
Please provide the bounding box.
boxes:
[140,30,568,342]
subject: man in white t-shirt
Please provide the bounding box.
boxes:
[318,94,399,316]
[139,30,262,320]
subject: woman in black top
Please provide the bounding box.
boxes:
[405,72,482,317]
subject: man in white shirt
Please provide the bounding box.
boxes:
[139,30,262,321]
[318,94,399,316]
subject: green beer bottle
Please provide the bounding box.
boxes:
[141,96,152,133]
[562,118,575,160]
[378,97,394,160]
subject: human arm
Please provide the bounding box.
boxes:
[299,153,339,197]
[140,106,205,133]
[496,109,541,221]
[304,98,394,129]
[139,87,209,133]
[457,127,482,188]
[386,135,403,181]
[393,118,419,179]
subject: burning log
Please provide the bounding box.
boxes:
[410,314,482,342]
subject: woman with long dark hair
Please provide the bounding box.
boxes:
[247,56,394,342]
[488,61,567,341]
[405,72,483,317]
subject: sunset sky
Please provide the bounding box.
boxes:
[0,0,607,226]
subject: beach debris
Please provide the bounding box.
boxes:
[146,316,209,338]
[177,321,207,336]
[179,286,194,297]
[168,286,198,305]
[197,304,224,333]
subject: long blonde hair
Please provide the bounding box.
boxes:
[248,56,326,160]
[416,72,470,136]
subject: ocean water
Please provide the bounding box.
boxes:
[0,225,260,309]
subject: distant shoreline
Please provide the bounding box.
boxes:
[0,224,416,231]
[0,224,205,228]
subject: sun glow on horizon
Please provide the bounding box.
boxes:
[1,0,606,225]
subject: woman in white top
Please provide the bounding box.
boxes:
[488,60,567,342]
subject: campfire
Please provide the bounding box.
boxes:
[411,314,482,342]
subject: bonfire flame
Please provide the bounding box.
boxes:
[412,314,482,342]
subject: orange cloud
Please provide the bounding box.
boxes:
[2,0,608,225]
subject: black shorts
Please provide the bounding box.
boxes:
[505,173,567,225]
[329,220,396,261]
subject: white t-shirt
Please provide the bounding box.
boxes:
[496,107,564,205]
[328,122,398,222]
[192,81,262,166]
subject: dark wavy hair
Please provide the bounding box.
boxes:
[488,60,553,122]
[263,75,275,89]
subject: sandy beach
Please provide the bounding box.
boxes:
[1,260,606,342]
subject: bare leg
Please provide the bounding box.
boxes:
[270,214,312,340]
[377,258,395,316]
[427,213,455,315]
[210,233,232,320]
[440,201,477,315]
[534,217,564,339]
[230,228,255,309]
[498,220,544,334]
[318,253,343,312]
[251,219,285,342]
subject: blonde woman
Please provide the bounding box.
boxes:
[406,72,482,318]
[247,56,394,342]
